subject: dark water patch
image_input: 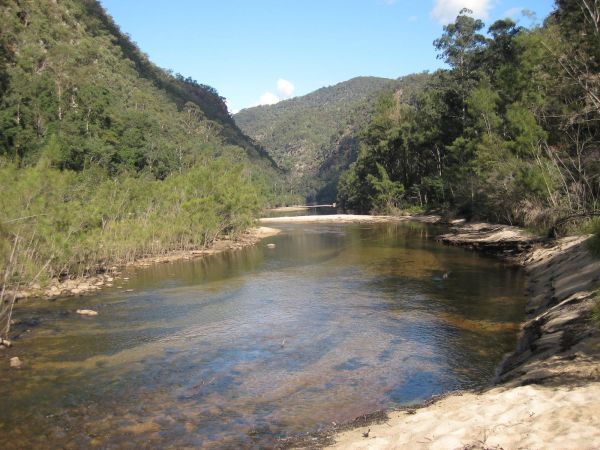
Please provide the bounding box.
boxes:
[334,357,369,371]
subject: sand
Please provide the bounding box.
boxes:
[268,205,334,212]
[328,384,600,450]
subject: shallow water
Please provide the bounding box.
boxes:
[0,222,525,449]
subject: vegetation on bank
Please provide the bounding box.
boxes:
[593,291,600,328]
[0,0,286,337]
[337,1,599,236]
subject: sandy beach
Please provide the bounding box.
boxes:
[328,383,600,450]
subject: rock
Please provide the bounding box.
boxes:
[70,288,82,295]
[76,309,98,316]
[0,338,12,348]
[125,289,134,292]
[49,285,59,293]
[267,243,276,249]
[10,357,22,369]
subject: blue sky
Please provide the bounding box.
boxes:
[99,0,555,113]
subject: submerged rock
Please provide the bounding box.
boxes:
[267,243,276,249]
[76,309,98,316]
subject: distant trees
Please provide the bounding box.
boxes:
[235,75,432,203]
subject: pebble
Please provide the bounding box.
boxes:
[76,309,98,316]
[10,357,22,369]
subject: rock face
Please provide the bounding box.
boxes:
[437,222,543,257]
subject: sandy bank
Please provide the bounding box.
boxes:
[9,226,281,302]
[260,214,441,224]
[328,384,600,450]
[320,223,600,450]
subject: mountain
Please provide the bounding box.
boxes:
[0,0,276,173]
[234,74,430,202]
[0,0,287,292]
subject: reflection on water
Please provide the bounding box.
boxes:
[262,206,337,218]
[0,223,525,448]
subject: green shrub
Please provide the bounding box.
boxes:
[585,219,600,258]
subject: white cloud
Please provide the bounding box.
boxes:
[431,0,491,24]
[257,92,280,106]
[276,78,295,99]
[503,7,523,18]
[225,99,240,115]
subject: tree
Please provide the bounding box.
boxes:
[434,9,486,129]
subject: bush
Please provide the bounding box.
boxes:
[586,219,600,258]
[0,155,265,286]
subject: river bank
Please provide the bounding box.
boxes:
[260,213,442,225]
[6,214,440,303]
[4,226,281,304]
[306,222,600,449]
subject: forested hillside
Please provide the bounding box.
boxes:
[0,0,282,304]
[338,2,599,235]
[235,74,430,202]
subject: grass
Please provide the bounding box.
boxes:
[584,218,600,258]
[592,288,600,329]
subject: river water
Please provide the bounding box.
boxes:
[0,222,525,448]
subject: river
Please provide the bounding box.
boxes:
[0,222,525,448]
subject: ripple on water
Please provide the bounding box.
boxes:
[0,222,525,448]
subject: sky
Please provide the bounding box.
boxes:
[99,0,555,113]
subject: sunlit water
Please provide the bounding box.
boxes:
[0,223,525,448]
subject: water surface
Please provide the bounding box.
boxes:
[0,222,525,448]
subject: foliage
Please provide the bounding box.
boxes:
[587,219,600,258]
[337,1,600,229]
[593,287,600,329]
[234,74,431,202]
[0,0,286,307]
[0,153,265,283]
